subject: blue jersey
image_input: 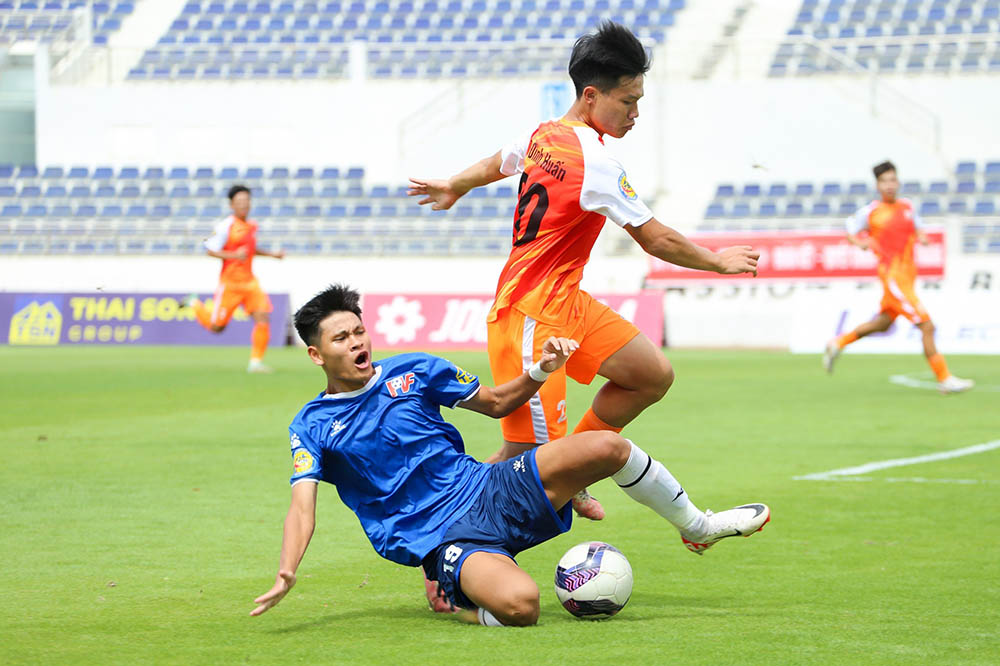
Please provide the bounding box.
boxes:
[288,353,490,567]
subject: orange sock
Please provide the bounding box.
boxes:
[192,300,213,330]
[251,321,270,361]
[572,407,623,435]
[927,353,950,382]
[836,331,859,348]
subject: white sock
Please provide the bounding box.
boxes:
[478,607,505,627]
[612,440,707,537]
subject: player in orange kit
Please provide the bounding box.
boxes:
[409,22,759,530]
[823,161,973,393]
[186,185,284,373]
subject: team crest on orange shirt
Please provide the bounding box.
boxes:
[618,172,637,200]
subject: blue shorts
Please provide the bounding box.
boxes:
[421,448,573,610]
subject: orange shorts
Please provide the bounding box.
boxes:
[210,279,272,327]
[879,275,930,325]
[487,290,640,445]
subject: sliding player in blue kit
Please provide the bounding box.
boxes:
[250,284,770,626]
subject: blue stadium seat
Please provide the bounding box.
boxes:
[784,201,805,217]
[974,199,996,215]
[705,203,724,218]
[956,180,977,194]
[919,200,941,218]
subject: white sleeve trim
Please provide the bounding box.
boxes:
[575,127,653,228]
[902,198,925,229]
[290,477,320,487]
[203,216,233,252]
[845,202,875,235]
[499,130,532,177]
[451,383,481,408]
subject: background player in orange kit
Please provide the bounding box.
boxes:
[409,22,759,522]
[186,185,285,373]
[823,161,973,394]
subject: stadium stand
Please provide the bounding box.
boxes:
[0,0,136,46]
[0,164,517,255]
[771,0,1000,76]
[701,160,1000,253]
[126,0,685,79]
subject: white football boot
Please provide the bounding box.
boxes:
[822,339,841,374]
[247,359,274,374]
[938,375,974,394]
[681,503,771,555]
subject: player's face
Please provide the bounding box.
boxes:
[876,170,898,202]
[230,192,251,219]
[589,75,644,139]
[308,311,374,391]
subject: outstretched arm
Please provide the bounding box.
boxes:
[207,247,249,261]
[847,232,872,251]
[626,218,759,275]
[408,151,507,211]
[255,247,286,259]
[251,481,317,616]
[460,337,578,418]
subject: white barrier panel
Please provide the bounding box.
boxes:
[789,288,1000,354]
[363,292,664,350]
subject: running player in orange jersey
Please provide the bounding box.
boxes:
[186,185,285,373]
[823,161,973,394]
[409,22,759,525]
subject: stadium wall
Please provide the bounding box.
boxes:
[34,76,1000,211]
[3,225,998,352]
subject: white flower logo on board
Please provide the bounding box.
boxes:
[375,296,426,344]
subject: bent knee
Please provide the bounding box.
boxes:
[588,431,631,471]
[496,597,540,627]
[643,356,674,401]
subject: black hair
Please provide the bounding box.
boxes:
[227,184,251,200]
[568,21,651,97]
[294,284,363,345]
[873,161,896,179]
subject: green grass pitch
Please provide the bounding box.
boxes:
[2,346,998,665]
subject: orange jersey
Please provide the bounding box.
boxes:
[204,215,258,284]
[489,119,653,326]
[847,198,922,282]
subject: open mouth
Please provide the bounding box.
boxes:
[353,350,370,369]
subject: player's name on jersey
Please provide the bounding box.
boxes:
[526,142,568,182]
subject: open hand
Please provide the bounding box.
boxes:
[408,177,462,211]
[250,570,296,617]
[716,245,760,276]
[538,337,579,373]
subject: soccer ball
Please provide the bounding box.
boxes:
[554,541,633,619]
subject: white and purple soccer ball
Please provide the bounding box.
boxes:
[554,541,633,619]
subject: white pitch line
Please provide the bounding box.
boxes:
[794,439,1000,481]
[888,374,940,391]
[889,373,1000,392]
[797,476,1000,485]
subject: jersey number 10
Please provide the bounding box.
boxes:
[513,173,549,247]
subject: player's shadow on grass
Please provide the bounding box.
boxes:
[267,594,752,633]
[614,592,769,620]
[267,606,439,633]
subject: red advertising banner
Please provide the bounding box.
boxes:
[645,231,945,284]
[363,292,665,349]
